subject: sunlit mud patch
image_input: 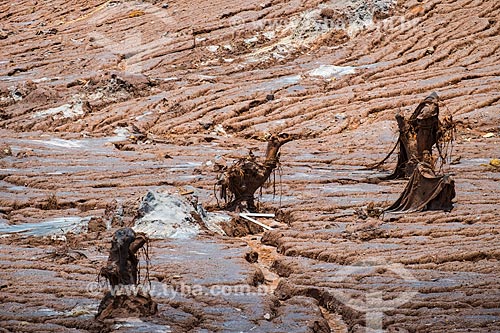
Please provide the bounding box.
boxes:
[0,216,90,237]
[132,190,230,239]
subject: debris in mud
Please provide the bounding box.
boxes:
[96,227,157,321]
[36,28,58,36]
[220,215,266,237]
[239,213,276,230]
[42,247,87,264]
[245,250,259,263]
[87,72,154,96]
[369,92,456,179]
[488,158,500,169]
[0,28,11,40]
[40,193,59,210]
[354,202,384,219]
[216,133,297,212]
[385,157,456,213]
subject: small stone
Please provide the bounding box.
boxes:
[206,45,219,53]
[244,36,259,45]
[200,120,213,129]
[0,144,12,158]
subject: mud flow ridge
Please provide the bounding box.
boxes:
[0,0,499,332]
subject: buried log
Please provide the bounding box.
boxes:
[385,153,456,213]
[216,133,297,212]
[369,92,456,179]
[96,227,157,321]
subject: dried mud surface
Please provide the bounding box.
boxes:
[0,0,499,332]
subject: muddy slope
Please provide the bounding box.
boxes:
[1,0,499,332]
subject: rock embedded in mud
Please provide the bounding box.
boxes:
[133,190,229,238]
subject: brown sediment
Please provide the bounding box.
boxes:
[0,0,499,332]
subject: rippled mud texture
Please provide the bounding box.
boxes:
[1,0,499,332]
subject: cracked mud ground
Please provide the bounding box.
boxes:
[0,0,499,332]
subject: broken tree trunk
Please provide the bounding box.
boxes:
[370,92,442,179]
[385,161,455,213]
[218,133,297,212]
[96,227,157,321]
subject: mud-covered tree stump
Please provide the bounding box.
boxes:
[96,227,157,321]
[371,92,444,179]
[217,133,298,212]
[369,92,457,213]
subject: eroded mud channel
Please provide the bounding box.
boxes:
[1,0,500,332]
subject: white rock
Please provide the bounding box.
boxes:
[309,65,356,79]
[244,36,259,44]
[33,101,84,119]
[133,190,230,239]
[206,45,219,53]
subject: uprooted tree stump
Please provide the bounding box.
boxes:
[216,133,298,212]
[96,227,157,321]
[369,92,455,179]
